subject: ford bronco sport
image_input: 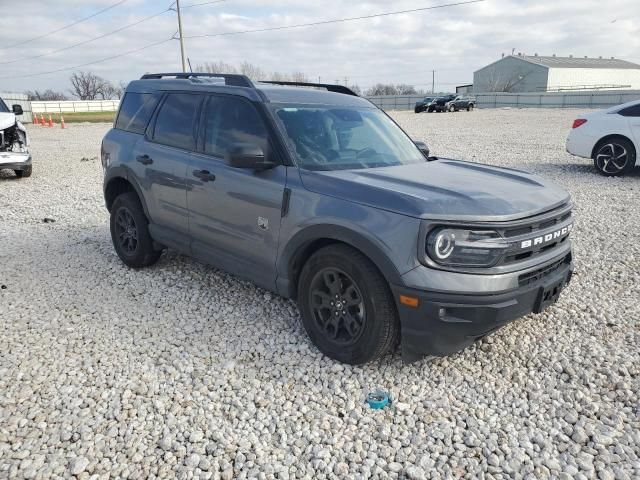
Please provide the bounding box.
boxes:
[102,73,574,364]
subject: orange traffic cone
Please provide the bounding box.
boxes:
[33,114,39,125]
[60,116,66,129]
[40,114,46,126]
[48,115,53,127]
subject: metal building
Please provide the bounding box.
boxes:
[473,54,640,93]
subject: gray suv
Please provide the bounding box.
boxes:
[102,73,574,364]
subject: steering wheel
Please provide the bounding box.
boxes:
[295,134,330,165]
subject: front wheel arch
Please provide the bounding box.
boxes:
[279,227,403,299]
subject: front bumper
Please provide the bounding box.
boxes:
[0,152,31,171]
[392,255,573,362]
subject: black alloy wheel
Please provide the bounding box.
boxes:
[308,267,366,346]
[114,206,139,255]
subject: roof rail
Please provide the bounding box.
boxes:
[140,72,254,88]
[259,81,359,97]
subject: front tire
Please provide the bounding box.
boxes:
[593,137,636,176]
[110,192,162,268]
[298,244,399,365]
[448,105,455,112]
[15,166,32,178]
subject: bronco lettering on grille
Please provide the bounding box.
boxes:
[520,224,573,249]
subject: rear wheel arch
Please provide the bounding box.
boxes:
[104,174,150,217]
[591,134,637,160]
[280,226,402,299]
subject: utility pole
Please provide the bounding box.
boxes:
[432,70,435,94]
[176,0,187,73]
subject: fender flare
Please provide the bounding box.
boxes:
[104,165,151,217]
[277,224,403,298]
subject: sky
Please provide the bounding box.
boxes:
[0,0,639,95]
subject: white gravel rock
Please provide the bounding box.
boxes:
[0,112,638,479]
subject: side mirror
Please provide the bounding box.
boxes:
[225,143,275,171]
[12,104,23,115]
[414,141,430,159]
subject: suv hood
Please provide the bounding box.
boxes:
[299,159,570,221]
[0,112,16,130]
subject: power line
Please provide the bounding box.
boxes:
[0,7,173,66]
[0,0,130,50]
[185,0,485,39]
[0,35,174,80]
[181,0,228,8]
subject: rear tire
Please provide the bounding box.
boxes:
[15,166,32,178]
[592,137,636,176]
[110,192,162,268]
[298,244,399,365]
[467,104,474,111]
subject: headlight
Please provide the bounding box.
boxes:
[426,228,509,267]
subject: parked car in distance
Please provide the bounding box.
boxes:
[0,97,31,178]
[414,96,435,113]
[429,94,457,113]
[446,95,476,112]
[567,100,640,176]
[102,73,574,365]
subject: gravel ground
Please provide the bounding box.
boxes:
[0,110,638,480]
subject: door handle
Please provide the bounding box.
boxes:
[193,169,216,182]
[136,154,153,165]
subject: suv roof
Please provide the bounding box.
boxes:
[128,73,372,108]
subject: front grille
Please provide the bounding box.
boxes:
[495,203,573,266]
[518,253,572,287]
[503,210,572,238]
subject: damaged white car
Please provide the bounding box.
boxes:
[0,97,31,178]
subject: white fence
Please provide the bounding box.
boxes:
[0,92,33,123]
[366,89,640,111]
[32,100,120,114]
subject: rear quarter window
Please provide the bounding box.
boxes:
[618,104,640,117]
[115,93,160,134]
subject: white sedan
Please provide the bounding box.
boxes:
[566,100,640,176]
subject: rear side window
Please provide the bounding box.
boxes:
[618,104,640,117]
[115,93,159,133]
[152,93,202,150]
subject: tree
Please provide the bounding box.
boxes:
[100,82,117,100]
[114,81,128,99]
[395,84,417,95]
[198,61,237,74]
[69,71,111,100]
[364,84,397,96]
[290,71,309,83]
[238,61,265,80]
[25,89,68,101]
[270,71,291,82]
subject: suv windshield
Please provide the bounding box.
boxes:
[0,99,9,113]
[274,105,424,171]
